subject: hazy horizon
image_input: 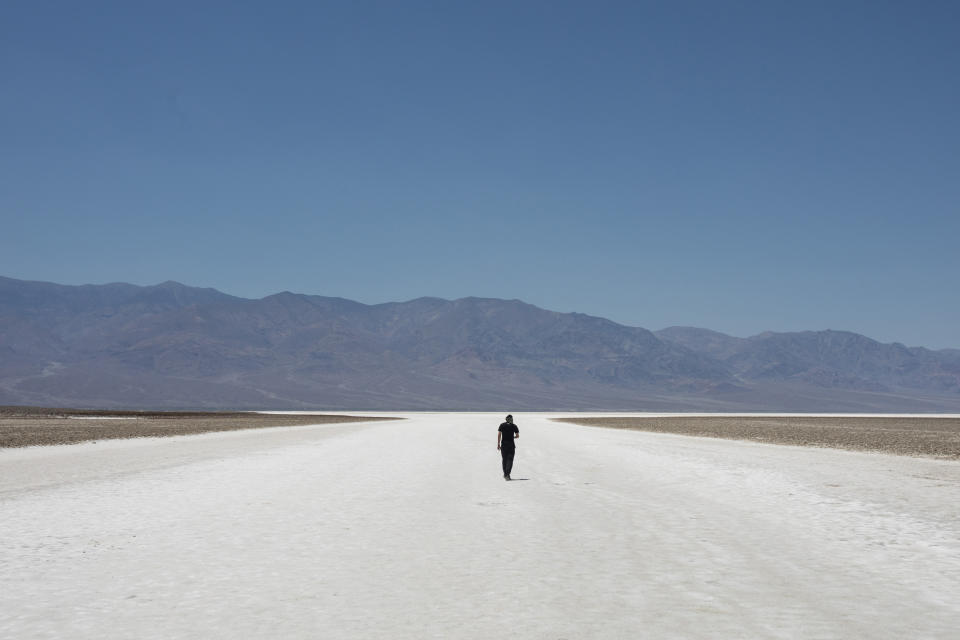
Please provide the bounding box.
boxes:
[4,273,957,352]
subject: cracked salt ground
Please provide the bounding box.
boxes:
[2,412,960,639]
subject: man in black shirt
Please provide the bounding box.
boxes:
[497,414,520,480]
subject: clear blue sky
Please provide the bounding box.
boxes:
[2,1,958,348]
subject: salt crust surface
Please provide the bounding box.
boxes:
[2,412,959,639]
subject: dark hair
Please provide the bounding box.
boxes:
[506,414,513,420]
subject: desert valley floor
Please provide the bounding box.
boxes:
[2,412,959,639]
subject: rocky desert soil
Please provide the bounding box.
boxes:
[0,406,398,447]
[554,415,960,459]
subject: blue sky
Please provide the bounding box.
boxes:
[2,1,959,348]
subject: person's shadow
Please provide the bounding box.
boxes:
[508,478,530,481]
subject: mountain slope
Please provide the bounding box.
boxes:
[1,276,959,411]
[656,326,960,396]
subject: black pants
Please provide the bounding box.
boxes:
[501,448,515,476]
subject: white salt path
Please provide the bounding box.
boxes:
[2,412,959,639]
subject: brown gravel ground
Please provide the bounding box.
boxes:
[553,415,960,459]
[0,406,400,448]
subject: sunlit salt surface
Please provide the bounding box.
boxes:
[2,412,959,639]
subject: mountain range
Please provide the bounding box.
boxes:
[1,275,958,411]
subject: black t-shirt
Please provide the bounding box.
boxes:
[498,422,519,450]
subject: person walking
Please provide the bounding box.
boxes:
[497,414,520,480]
